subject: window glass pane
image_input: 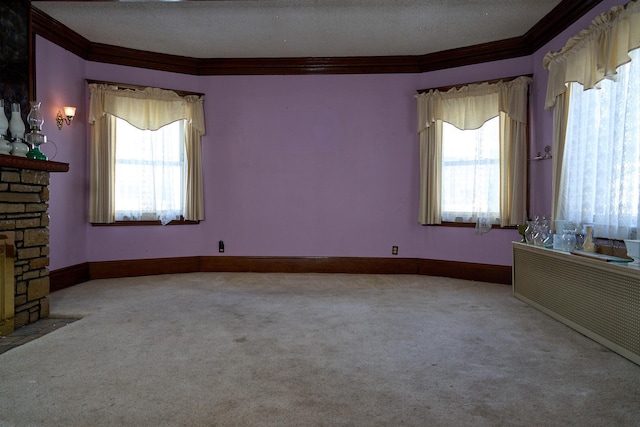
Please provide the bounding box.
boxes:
[114,118,185,223]
[441,116,500,222]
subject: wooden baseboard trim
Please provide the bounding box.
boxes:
[50,256,511,291]
[199,256,418,275]
[88,257,201,280]
[50,262,90,292]
[417,259,512,285]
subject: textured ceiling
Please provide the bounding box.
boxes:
[32,0,563,59]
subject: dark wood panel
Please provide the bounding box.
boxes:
[31,0,603,76]
[197,56,422,76]
[416,37,527,74]
[87,43,201,76]
[0,154,69,172]
[30,6,91,59]
[50,256,511,291]
[417,259,512,285]
[50,262,90,292]
[200,256,418,274]
[524,0,605,54]
[88,257,201,279]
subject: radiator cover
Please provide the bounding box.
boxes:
[512,242,640,365]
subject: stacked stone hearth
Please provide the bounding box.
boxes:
[0,165,51,329]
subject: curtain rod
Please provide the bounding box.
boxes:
[85,79,204,98]
[416,74,533,94]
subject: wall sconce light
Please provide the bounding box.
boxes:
[56,106,76,130]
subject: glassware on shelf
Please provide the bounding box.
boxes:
[517,224,529,243]
[0,100,11,155]
[9,103,29,157]
[523,215,552,247]
[8,103,25,139]
[623,240,640,264]
[532,216,551,247]
[559,221,577,252]
[25,101,48,160]
[582,224,596,252]
[525,220,535,244]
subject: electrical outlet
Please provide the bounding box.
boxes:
[392,246,398,255]
[219,240,224,253]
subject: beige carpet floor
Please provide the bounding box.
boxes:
[1,272,639,426]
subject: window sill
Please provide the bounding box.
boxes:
[427,221,515,229]
[91,218,199,226]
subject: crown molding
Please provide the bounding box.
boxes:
[31,5,91,59]
[88,42,201,75]
[524,0,605,53]
[31,0,604,76]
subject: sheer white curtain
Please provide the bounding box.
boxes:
[544,0,640,239]
[88,83,206,224]
[557,49,640,239]
[415,76,531,229]
[441,117,500,231]
[114,118,185,224]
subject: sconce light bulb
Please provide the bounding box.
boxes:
[57,107,76,129]
[63,106,76,118]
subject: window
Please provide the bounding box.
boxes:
[556,49,640,239]
[114,118,186,224]
[88,83,206,225]
[441,116,500,224]
[545,1,640,240]
[415,76,531,232]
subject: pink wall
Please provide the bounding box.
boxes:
[201,73,421,258]
[35,38,88,270]
[38,0,625,270]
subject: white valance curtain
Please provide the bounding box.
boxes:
[415,76,531,227]
[544,0,640,110]
[544,0,640,230]
[88,83,206,223]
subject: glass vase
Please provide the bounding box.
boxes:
[25,101,47,160]
[0,100,10,155]
[9,103,29,157]
[582,225,596,253]
[9,103,25,140]
[0,100,8,138]
[27,101,44,131]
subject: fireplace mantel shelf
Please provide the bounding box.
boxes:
[0,154,68,172]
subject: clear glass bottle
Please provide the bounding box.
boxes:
[27,101,44,131]
[25,101,47,160]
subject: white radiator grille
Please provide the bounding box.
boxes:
[513,243,640,365]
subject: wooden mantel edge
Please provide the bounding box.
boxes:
[0,154,69,172]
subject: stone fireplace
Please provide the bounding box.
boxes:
[0,155,68,335]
